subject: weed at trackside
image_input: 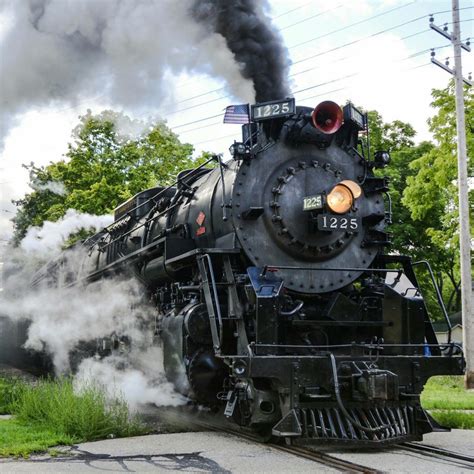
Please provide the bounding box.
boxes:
[0,377,148,457]
[13,377,147,441]
[0,377,26,415]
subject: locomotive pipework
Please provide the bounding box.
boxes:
[35,99,463,445]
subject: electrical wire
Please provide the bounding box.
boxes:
[168,0,418,106]
[279,4,344,31]
[272,1,314,20]
[173,1,333,91]
[293,15,473,67]
[173,38,455,134]
[188,60,433,146]
[169,5,473,110]
[169,12,472,128]
[289,0,417,50]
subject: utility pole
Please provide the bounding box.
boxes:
[430,1,473,389]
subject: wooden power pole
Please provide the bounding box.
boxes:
[430,0,472,388]
[452,0,473,389]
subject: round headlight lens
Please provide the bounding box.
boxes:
[327,184,353,214]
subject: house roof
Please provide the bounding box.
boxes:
[432,312,463,332]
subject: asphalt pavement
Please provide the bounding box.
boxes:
[0,431,337,473]
[1,429,473,473]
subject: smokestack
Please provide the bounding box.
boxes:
[191,0,291,102]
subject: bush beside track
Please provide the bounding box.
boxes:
[0,377,147,457]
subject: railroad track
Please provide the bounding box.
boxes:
[266,441,380,473]
[400,442,474,469]
[150,406,474,472]
[174,412,380,473]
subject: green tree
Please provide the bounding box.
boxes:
[365,110,427,256]
[12,111,202,244]
[403,82,473,313]
[367,110,416,156]
[365,109,454,317]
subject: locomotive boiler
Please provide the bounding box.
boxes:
[37,98,464,444]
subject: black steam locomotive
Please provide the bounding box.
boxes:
[36,99,463,444]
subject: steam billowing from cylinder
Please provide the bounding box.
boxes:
[191,0,291,102]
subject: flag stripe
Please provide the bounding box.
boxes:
[223,104,250,124]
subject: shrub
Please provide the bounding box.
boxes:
[12,377,145,441]
[0,377,26,415]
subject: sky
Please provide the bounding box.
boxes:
[0,0,473,249]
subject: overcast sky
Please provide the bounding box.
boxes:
[0,0,473,248]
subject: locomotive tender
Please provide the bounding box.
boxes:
[40,98,463,444]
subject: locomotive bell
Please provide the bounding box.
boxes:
[311,101,343,134]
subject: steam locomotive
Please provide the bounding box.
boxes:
[35,98,463,444]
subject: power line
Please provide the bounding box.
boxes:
[190,60,432,147]
[279,4,344,31]
[170,5,473,110]
[290,3,473,52]
[167,17,471,122]
[272,1,314,20]
[291,16,472,67]
[170,2,417,107]
[172,113,223,130]
[173,1,334,91]
[289,0,418,50]
[292,16,428,67]
[172,37,456,134]
[177,46,444,140]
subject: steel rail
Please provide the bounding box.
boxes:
[401,442,474,466]
[184,417,380,473]
[267,443,381,473]
[151,405,380,473]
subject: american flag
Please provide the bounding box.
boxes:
[223,104,250,124]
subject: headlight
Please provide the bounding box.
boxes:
[339,180,362,199]
[327,184,354,214]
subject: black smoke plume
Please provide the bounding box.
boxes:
[191,0,291,102]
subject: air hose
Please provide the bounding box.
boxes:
[328,353,390,433]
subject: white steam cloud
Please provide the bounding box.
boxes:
[1,275,147,372]
[30,180,67,196]
[75,347,188,410]
[1,212,187,408]
[21,209,113,256]
[0,0,255,145]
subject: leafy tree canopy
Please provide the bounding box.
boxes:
[402,82,473,312]
[364,81,473,315]
[12,110,205,244]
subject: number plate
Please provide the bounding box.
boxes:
[251,98,295,121]
[317,214,360,232]
[303,195,323,211]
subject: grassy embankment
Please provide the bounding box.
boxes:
[421,376,474,429]
[0,377,147,457]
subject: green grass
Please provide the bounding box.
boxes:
[14,378,145,441]
[0,419,74,458]
[0,377,147,458]
[0,377,25,415]
[429,410,474,429]
[421,376,474,410]
[421,376,474,430]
